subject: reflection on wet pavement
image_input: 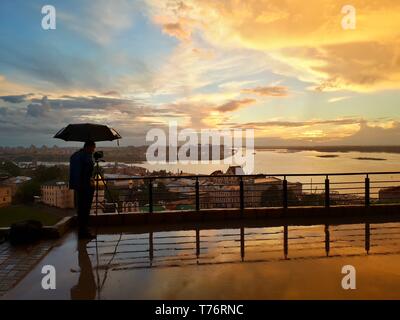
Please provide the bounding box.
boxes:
[89,223,400,270]
[4,221,400,299]
[0,240,53,297]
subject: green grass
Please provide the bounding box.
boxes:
[0,205,63,227]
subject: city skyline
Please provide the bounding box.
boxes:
[1,0,400,146]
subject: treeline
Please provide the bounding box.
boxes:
[0,161,21,177]
[0,162,69,204]
[0,146,148,163]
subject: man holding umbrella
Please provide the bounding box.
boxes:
[69,141,96,239]
[54,123,122,239]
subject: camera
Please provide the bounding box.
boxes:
[93,151,104,161]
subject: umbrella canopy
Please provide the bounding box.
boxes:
[54,123,122,142]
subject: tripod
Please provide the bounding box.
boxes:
[93,160,118,216]
[92,159,123,299]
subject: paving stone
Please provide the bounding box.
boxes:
[0,240,55,297]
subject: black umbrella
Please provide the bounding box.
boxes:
[54,123,122,142]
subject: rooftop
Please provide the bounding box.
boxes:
[3,217,400,299]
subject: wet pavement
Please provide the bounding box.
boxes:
[0,240,53,297]
[3,221,400,299]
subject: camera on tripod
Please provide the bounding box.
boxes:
[93,151,104,162]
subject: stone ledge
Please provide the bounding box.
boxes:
[1,204,400,240]
[0,216,75,240]
[89,204,400,227]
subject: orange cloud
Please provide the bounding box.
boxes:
[242,85,288,97]
[153,16,193,41]
[162,22,191,40]
[147,0,400,92]
[217,98,256,112]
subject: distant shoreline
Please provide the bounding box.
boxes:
[255,146,400,154]
[354,157,387,161]
[1,145,400,164]
[316,155,339,158]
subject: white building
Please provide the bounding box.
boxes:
[41,181,74,209]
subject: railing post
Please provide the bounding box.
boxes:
[283,225,288,259]
[196,228,200,258]
[365,223,370,254]
[149,232,154,266]
[240,226,245,261]
[239,176,244,214]
[325,175,330,208]
[95,175,99,216]
[365,174,370,207]
[195,177,200,212]
[283,176,288,209]
[325,224,330,257]
[148,178,153,214]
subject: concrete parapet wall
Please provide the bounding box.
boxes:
[89,204,400,227]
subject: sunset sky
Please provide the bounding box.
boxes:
[0,0,400,146]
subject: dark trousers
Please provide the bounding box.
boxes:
[74,186,95,233]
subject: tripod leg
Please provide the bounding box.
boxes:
[98,171,120,214]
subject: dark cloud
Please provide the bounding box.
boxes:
[0,93,33,104]
[332,121,400,145]
[26,96,51,118]
[0,92,154,146]
[26,95,145,113]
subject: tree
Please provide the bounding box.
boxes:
[14,180,41,204]
[33,165,68,183]
[0,160,21,177]
[134,181,177,206]
[261,185,299,207]
[13,165,69,204]
[261,185,282,207]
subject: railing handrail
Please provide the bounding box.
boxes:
[101,171,400,181]
[95,170,400,215]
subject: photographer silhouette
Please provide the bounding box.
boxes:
[69,141,96,239]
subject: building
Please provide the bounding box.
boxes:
[121,201,140,213]
[253,177,303,197]
[226,166,245,175]
[203,185,263,208]
[201,171,303,209]
[166,178,196,193]
[0,186,12,207]
[379,186,400,203]
[104,164,148,177]
[41,181,75,209]
[2,176,32,197]
[104,174,136,188]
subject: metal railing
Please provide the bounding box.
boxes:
[93,171,400,214]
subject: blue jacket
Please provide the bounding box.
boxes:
[69,149,94,190]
